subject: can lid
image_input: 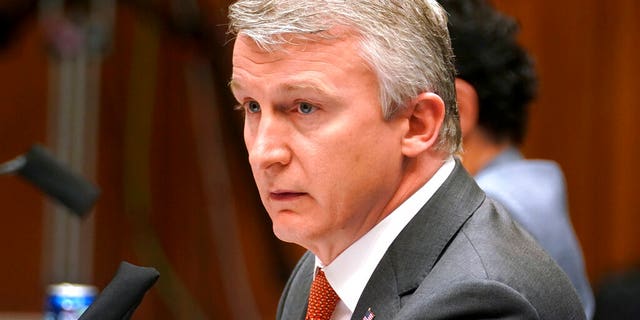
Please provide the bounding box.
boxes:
[47,283,98,296]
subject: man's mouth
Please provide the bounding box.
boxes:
[270,191,307,201]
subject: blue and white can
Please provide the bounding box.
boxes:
[44,283,97,320]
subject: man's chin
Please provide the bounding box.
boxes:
[271,220,316,247]
[272,224,299,244]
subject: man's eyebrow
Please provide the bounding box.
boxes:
[228,78,337,100]
[280,81,333,96]
[228,79,241,92]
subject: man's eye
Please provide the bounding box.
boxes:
[297,102,316,114]
[246,101,261,113]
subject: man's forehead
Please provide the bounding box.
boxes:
[232,34,288,63]
[233,25,359,52]
[230,28,373,96]
[232,30,365,71]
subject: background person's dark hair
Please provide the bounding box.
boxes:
[438,0,537,145]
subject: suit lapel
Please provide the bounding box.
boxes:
[351,160,486,319]
[278,252,315,320]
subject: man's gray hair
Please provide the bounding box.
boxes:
[228,0,461,154]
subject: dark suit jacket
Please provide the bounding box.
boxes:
[276,160,586,320]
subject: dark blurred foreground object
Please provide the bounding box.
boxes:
[594,265,640,319]
[0,144,100,216]
[0,0,37,50]
[79,261,160,320]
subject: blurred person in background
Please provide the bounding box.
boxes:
[438,0,594,317]
[228,0,586,319]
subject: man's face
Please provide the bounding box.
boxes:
[231,31,407,257]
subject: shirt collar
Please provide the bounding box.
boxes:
[314,156,456,312]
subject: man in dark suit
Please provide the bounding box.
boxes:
[227,0,585,319]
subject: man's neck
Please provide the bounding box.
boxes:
[461,130,511,175]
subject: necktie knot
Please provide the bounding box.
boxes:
[305,269,340,320]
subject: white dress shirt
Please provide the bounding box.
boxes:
[312,157,456,320]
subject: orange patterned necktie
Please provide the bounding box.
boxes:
[305,269,340,320]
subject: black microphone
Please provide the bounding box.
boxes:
[78,261,160,320]
[0,144,100,216]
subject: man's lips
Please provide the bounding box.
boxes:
[269,191,307,201]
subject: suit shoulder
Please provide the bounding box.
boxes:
[399,277,540,319]
[422,199,586,319]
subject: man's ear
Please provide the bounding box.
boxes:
[401,92,445,158]
[455,78,479,138]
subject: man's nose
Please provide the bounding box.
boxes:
[247,115,292,171]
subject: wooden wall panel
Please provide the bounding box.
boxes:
[493,0,640,285]
[0,16,48,312]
